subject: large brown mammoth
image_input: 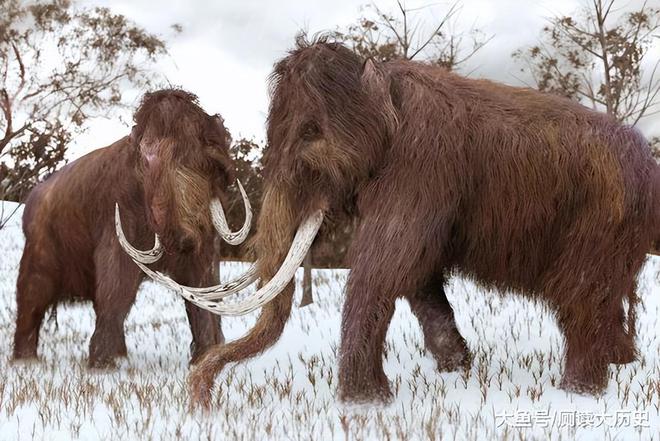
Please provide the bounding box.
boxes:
[120,39,660,407]
[15,89,251,368]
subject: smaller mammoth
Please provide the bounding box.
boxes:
[14,89,251,367]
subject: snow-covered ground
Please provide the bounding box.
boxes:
[0,200,659,440]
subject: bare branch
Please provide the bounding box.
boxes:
[409,0,460,60]
[0,200,22,231]
[9,42,26,103]
[552,19,604,59]
[631,58,660,125]
[0,88,13,154]
[453,33,494,67]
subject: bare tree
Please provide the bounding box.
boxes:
[0,0,170,228]
[513,0,660,127]
[335,1,491,70]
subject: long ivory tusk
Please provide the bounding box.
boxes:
[178,264,257,297]
[114,204,163,264]
[211,180,252,245]
[147,210,324,316]
[115,203,256,298]
[129,259,259,300]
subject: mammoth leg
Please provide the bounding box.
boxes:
[549,219,646,394]
[604,304,635,365]
[562,247,642,383]
[605,229,650,366]
[604,278,638,365]
[557,297,610,395]
[170,261,224,364]
[338,272,398,403]
[89,244,142,368]
[338,208,444,403]
[553,268,617,394]
[408,275,470,372]
[13,246,59,360]
[186,302,224,364]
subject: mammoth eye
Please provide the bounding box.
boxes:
[300,121,321,141]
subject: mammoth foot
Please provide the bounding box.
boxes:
[88,355,119,370]
[608,343,637,365]
[13,330,40,361]
[606,328,637,365]
[88,334,127,369]
[338,371,393,404]
[12,347,39,361]
[426,334,472,373]
[88,347,127,370]
[435,348,472,373]
[559,362,608,396]
[338,384,393,405]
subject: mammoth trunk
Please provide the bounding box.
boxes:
[147,166,214,253]
[253,186,299,282]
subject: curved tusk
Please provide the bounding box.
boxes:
[115,204,163,264]
[134,260,259,300]
[211,179,252,245]
[156,210,324,316]
[181,264,258,297]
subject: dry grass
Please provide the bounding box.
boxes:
[0,202,659,440]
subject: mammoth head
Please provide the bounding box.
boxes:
[264,36,398,221]
[117,89,251,258]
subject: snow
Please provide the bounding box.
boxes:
[0,200,659,440]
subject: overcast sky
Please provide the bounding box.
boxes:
[72,0,660,159]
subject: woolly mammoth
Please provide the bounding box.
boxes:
[15,89,251,368]
[121,40,660,406]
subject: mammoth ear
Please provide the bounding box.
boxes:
[361,58,381,88]
[360,58,398,131]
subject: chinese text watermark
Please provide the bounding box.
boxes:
[495,409,650,429]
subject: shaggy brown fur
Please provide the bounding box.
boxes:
[189,37,660,406]
[13,89,233,367]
